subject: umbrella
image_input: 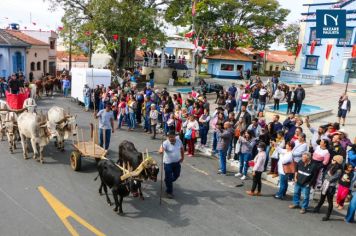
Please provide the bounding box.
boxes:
[169,63,188,70]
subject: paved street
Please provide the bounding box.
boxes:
[0,96,355,236]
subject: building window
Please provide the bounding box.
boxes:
[236,65,244,71]
[50,40,55,50]
[30,62,35,71]
[304,55,319,70]
[37,62,41,70]
[275,66,279,71]
[309,28,321,45]
[337,28,354,46]
[269,65,273,71]
[220,64,234,71]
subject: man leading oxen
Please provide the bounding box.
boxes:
[118,140,159,199]
[47,106,77,151]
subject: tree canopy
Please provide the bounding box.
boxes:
[165,0,290,51]
[48,0,166,71]
[277,23,300,54]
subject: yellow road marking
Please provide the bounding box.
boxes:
[38,186,105,236]
[185,163,209,176]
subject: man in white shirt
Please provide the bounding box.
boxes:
[159,131,184,198]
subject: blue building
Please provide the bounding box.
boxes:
[283,0,356,84]
[206,50,254,79]
[0,29,29,78]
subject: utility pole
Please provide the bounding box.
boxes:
[69,25,72,71]
[88,38,92,67]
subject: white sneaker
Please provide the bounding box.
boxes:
[235,173,242,177]
[241,175,247,180]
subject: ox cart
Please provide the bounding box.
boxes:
[70,124,107,171]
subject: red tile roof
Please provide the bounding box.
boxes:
[266,50,295,65]
[57,51,88,62]
[206,49,255,62]
[5,30,48,46]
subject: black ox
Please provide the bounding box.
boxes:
[117,140,159,200]
[96,158,140,215]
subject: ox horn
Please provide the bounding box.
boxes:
[146,149,149,159]
[142,152,145,161]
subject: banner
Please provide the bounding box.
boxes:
[326,44,333,59]
[310,40,317,54]
[352,44,356,58]
[296,44,302,57]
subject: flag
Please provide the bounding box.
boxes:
[201,45,206,50]
[141,38,147,45]
[296,44,302,57]
[192,0,197,16]
[113,34,119,41]
[326,44,333,59]
[352,44,356,58]
[32,22,36,26]
[185,30,195,38]
[310,40,316,54]
[57,26,63,31]
[193,38,198,48]
[259,51,265,58]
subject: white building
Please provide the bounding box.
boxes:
[282,0,356,84]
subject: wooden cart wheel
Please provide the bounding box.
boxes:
[70,151,82,171]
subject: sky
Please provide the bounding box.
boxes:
[0,0,308,48]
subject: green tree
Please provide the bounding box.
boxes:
[48,0,166,72]
[165,0,289,51]
[277,23,300,54]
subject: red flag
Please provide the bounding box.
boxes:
[352,44,356,58]
[32,22,36,26]
[201,45,206,50]
[85,31,91,36]
[57,26,63,31]
[259,51,265,58]
[141,38,147,45]
[296,44,302,57]
[192,0,197,16]
[185,30,195,38]
[113,34,119,41]
[326,44,333,59]
[310,40,316,54]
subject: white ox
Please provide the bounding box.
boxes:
[47,106,77,151]
[17,112,50,163]
[23,98,37,113]
[0,101,8,140]
[3,112,18,153]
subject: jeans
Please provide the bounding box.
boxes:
[144,116,151,131]
[227,139,233,157]
[164,162,181,194]
[99,128,111,150]
[239,153,252,176]
[287,102,294,114]
[63,87,69,97]
[272,83,277,94]
[273,99,280,110]
[118,114,128,129]
[294,101,302,114]
[236,99,242,112]
[212,131,218,154]
[199,125,208,145]
[150,79,154,88]
[151,124,157,138]
[129,112,136,129]
[253,98,259,111]
[99,101,104,111]
[264,145,270,171]
[218,149,227,174]
[84,96,90,109]
[345,191,356,223]
[293,183,311,209]
[258,103,266,112]
[276,174,288,198]
[251,171,262,192]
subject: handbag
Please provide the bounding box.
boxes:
[283,162,295,174]
[235,141,241,154]
[184,129,192,140]
[192,129,199,139]
[248,160,255,167]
